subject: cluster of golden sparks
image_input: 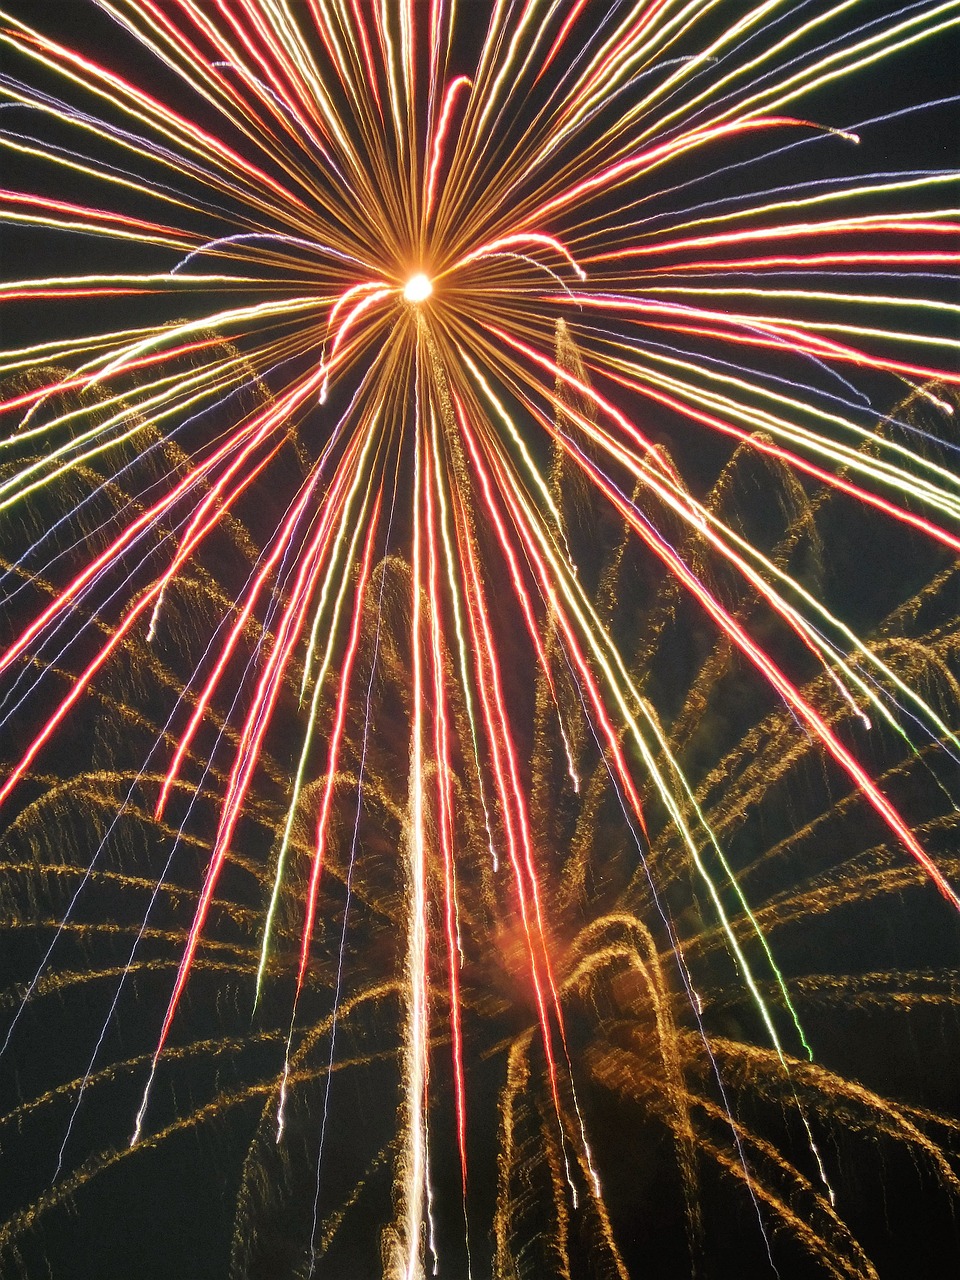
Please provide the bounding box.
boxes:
[1,1,959,1276]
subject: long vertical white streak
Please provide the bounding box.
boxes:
[395,378,428,1280]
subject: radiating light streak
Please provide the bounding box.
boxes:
[450,232,586,282]
[0,359,324,687]
[548,293,960,390]
[603,450,960,908]
[169,231,369,276]
[0,336,223,428]
[427,401,499,868]
[2,2,958,1269]
[306,451,402,1278]
[154,461,326,820]
[425,75,471,219]
[148,472,381,1111]
[296,494,383,991]
[516,370,941,760]
[0,359,243,514]
[256,412,387,1002]
[493,321,960,553]
[0,16,313,212]
[320,286,394,401]
[454,398,605,1200]
[0,440,281,810]
[401,397,430,1280]
[582,325,960,508]
[521,116,829,228]
[457,355,580,790]
[585,207,959,269]
[477,404,818,1051]
[534,0,591,85]
[482,323,960,910]
[462,375,844,1203]
[0,187,197,246]
[423,415,469,1210]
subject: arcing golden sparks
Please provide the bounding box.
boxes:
[1,2,959,1276]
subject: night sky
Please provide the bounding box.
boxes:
[1,4,959,1279]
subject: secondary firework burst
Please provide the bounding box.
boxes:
[1,2,959,1277]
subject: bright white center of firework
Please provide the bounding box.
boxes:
[404,273,432,303]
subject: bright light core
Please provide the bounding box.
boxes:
[404,272,433,303]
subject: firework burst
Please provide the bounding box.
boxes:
[1,2,959,1276]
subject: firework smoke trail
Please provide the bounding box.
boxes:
[1,1,959,1274]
